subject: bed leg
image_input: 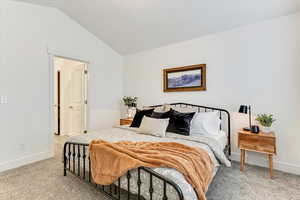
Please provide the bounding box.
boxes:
[63,156,67,176]
[63,143,68,176]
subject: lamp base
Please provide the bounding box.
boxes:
[243,126,260,134]
[251,125,260,133]
[243,127,251,131]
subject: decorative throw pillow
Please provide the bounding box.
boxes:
[153,104,171,112]
[138,116,169,137]
[190,111,221,136]
[166,110,195,135]
[172,107,198,113]
[130,108,154,128]
[151,109,172,119]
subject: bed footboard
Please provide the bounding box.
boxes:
[63,142,184,200]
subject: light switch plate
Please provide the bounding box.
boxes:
[0,96,8,104]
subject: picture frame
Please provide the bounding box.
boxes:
[163,64,206,92]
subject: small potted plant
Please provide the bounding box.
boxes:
[122,96,138,118]
[256,114,276,133]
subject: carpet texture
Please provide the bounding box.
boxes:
[0,135,299,200]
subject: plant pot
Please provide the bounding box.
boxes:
[261,126,272,133]
[126,106,136,118]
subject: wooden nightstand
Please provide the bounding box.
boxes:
[120,118,133,126]
[238,130,277,178]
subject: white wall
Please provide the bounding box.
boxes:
[0,0,123,172]
[124,13,300,174]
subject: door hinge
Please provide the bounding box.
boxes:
[84,70,88,74]
[84,100,88,104]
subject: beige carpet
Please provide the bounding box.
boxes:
[0,135,299,200]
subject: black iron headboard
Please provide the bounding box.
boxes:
[149,102,231,157]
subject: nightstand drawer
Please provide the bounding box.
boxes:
[239,142,275,154]
[120,118,133,126]
[238,133,276,154]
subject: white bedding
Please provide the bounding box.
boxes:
[67,126,230,200]
[187,131,228,155]
[118,125,228,163]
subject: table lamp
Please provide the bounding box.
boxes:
[239,105,252,132]
[238,105,260,133]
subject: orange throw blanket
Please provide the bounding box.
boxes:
[89,140,214,200]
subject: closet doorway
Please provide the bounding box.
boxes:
[53,56,88,136]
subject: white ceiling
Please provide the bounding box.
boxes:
[14,0,300,55]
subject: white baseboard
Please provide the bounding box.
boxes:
[0,151,54,173]
[231,152,300,175]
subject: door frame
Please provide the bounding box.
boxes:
[55,70,61,135]
[48,51,89,137]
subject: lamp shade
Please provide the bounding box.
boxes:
[239,105,248,114]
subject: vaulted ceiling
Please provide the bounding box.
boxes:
[14,0,300,55]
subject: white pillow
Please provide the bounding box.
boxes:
[138,116,169,137]
[190,111,221,136]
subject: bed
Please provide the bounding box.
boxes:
[63,103,231,200]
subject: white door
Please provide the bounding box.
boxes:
[69,63,87,135]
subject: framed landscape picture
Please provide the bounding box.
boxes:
[163,64,206,92]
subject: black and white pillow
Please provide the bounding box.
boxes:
[151,109,172,119]
[138,116,169,137]
[130,108,154,128]
[190,111,221,136]
[166,109,195,136]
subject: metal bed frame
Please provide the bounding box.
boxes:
[63,103,231,200]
